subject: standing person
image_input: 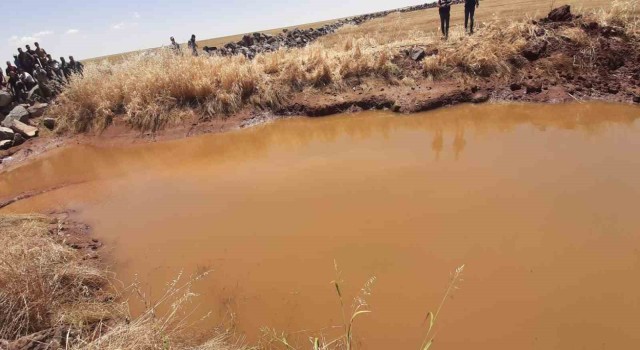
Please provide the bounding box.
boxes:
[188,34,198,56]
[13,55,22,71]
[6,61,18,77]
[25,44,43,66]
[170,36,181,54]
[17,48,36,74]
[60,57,72,81]
[465,0,480,34]
[34,42,48,62]
[69,56,84,76]
[438,0,452,40]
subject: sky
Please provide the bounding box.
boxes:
[2,0,435,63]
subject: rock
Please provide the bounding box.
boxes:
[240,34,254,47]
[633,96,640,103]
[525,81,543,94]
[43,117,56,130]
[27,86,42,101]
[0,91,11,108]
[9,120,38,138]
[548,5,573,22]
[0,126,14,141]
[534,27,546,37]
[12,133,25,146]
[601,26,624,37]
[582,21,599,31]
[510,83,522,91]
[522,40,547,61]
[471,91,490,103]
[3,105,30,126]
[410,48,426,61]
[0,140,11,150]
[27,102,48,118]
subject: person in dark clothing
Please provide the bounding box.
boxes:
[46,54,65,82]
[0,72,5,89]
[438,0,452,39]
[13,55,22,71]
[69,56,84,76]
[465,0,480,34]
[170,36,181,54]
[7,71,27,102]
[60,57,72,81]
[6,61,18,77]
[17,48,36,74]
[25,44,43,66]
[188,34,198,56]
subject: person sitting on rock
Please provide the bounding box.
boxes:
[438,0,452,40]
[33,64,52,98]
[18,69,37,90]
[465,0,480,34]
[0,72,5,89]
[7,71,27,102]
[188,34,198,56]
[46,55,65,82]
[69,56,84,76]
[33,64,49,85]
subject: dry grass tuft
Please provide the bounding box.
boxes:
[0,215,114,340]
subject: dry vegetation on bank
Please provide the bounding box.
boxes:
[47,0,638,134]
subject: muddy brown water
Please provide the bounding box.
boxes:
[2,103,640,349]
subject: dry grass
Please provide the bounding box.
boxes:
[50,39,398,134]
[49,0,638,135]
[0,214,114,340]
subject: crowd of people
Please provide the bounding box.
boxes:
[438,0,480,39]
[0,42,84,103]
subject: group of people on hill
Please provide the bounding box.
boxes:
[0,42,84,103]
[438,0,480,39]
[170,35,199,56]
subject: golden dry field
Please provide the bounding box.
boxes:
[319,0,613,47]
[87,0,613,62]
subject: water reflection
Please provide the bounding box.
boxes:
[2,102,638,200]
[1,102,640,350]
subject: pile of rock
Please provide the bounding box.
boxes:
[0,102,50,150]
[204,1,465,59]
